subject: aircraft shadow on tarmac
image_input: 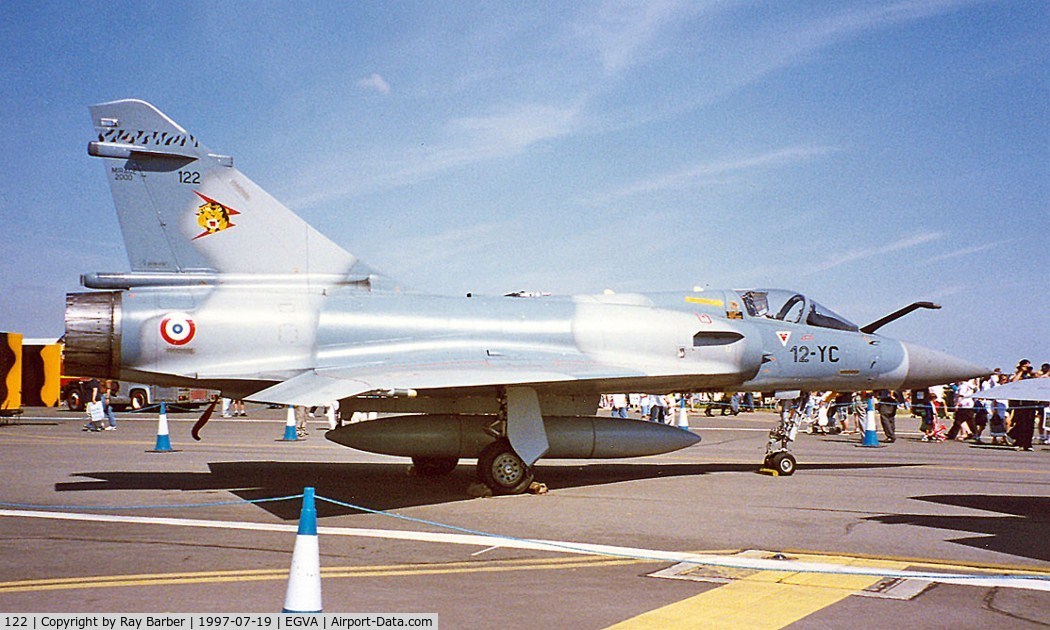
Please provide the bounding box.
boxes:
[865,494,1050,563]
[55,460,917,520]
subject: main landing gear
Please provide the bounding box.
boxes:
[407,389,538,495]
[409,443,535,495]
[473,388,541,495]
[477,438,535,495]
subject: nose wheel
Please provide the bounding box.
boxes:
[765,451,796,476]
[763,403,801,476]
[477,439,534,495]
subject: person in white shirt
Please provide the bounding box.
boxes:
[947,379,976,440]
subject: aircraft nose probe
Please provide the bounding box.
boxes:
[860,301,988,388]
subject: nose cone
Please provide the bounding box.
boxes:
[902,342,988,388]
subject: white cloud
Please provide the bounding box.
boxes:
[289,102,581,207]
[925,239,1013,263]
[357,73,391,94]
[804,231,945,275]
[923,283,968,301]
[590,145,837,203]
[727,0,978,94]
[574,0,701,74]
[445,103,580,160]
[382,221,509,275]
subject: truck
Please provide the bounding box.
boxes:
[61,377,216,412]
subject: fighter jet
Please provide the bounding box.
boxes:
[65,99,986,493]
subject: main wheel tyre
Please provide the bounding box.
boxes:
[66,391,83,412]
[412,456,459,477]
[130,390,147,411]
[477,439,534,495]
[770,452,796,476]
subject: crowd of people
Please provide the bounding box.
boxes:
[83,358,1047,449]
[925,359,1049,451]
[601,359,1050,450]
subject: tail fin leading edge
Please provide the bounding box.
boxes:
[88,99,360,277]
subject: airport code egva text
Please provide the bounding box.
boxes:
[2,616,436,630]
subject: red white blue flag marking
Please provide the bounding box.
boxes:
[160,314,196,346]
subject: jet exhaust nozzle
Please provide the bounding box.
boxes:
[64,291,122,379]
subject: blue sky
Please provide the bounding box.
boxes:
[0,0,1046,370]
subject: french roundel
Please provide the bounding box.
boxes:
[160,314,196,346]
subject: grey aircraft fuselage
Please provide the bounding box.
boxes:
[70,279,970,409]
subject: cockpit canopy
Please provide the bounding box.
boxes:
[738,289,858,332]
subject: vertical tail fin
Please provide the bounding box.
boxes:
[88,99,362,277]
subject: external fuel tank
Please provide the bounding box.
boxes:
[326,414,700,459]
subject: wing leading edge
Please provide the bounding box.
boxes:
[246,346,750,406]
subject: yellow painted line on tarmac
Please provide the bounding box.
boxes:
[609,554,909,630]
[922,464,1050,476]
[323,556,646,579]
[0,555,646,594]
[779,548,1050,577]
[0,434,146,447]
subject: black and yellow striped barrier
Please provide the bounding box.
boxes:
[0,332,23,418]
[21,341,61,407]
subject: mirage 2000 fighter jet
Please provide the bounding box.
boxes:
[65,100,986,493]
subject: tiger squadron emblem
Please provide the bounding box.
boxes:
[193,191,240,239]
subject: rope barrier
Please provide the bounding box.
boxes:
[309,493,1050,584]
[108,397,1050,415]
[681,400,1050,412]
[4,490,1045,585]
[649,397,1050,414]
[126,402,190,413]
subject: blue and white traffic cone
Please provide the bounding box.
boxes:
[861,396,880,447]
[677,399,690,429]
[151,402,173,452]
[282,405,298,441]
[282,487,322,613]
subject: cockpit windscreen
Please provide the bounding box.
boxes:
[739,289,858,332]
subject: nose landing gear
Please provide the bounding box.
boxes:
[764,450,796,476]
[763,404,801,476]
